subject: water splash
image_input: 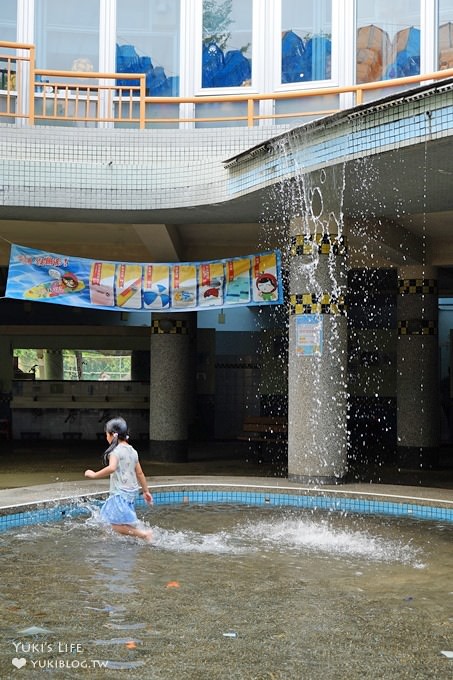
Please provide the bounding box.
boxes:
[7,504,425,568]
[239,515,423,566]
[146,509,423,566]
[150,527,253,555]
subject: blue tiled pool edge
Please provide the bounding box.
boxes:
[1,484,453,533]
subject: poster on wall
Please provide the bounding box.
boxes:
[5,244,283,313]
[295,315,323,356]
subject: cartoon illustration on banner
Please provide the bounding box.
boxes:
[6,245,283,313]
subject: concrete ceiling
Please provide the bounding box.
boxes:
[1,128,453,284]
[0,217,266,266]
[343,137,453,269]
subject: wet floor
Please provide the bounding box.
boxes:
[1,440,453,491]
[0,440,286,490]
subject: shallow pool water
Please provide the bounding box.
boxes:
[1,504,453,679]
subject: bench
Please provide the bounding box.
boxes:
[238,416,287,464]
[238,415,287,442]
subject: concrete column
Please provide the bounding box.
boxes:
[149,314,192,462]
[397,266,439,468]
[288,223,348,483]
[44,349,64,380]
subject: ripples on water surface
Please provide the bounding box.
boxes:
[1,504,452,679]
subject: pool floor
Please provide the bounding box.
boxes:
[1,503,453,679]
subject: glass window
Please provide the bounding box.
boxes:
[0,0,16,43]
[14,349,132,381]
[356,0,420,83]
[117,0,180,96]
[35,0,99,71]
[0,0,17,91]
[281,0,332,84]
[202,0,252,88]
[439,0,453,71]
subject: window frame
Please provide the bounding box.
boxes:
[355,0,425,85]
[194,0,258,96]
[273,0,340,93]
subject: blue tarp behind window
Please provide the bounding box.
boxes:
[282,30,305,83]
[202,43,225,87]
[303,36,332,81]
[116,44,179,96]
[202,44,251,87]
[384,27,420,79]
[282,30,331,83]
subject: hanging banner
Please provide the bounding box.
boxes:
[5,244,283,313]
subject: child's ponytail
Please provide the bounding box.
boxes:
[102,416,129,466]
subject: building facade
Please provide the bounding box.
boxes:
[1,0,453,483]
[2,1,453,126]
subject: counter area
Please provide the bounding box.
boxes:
[9,379,150,440]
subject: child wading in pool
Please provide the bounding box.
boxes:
[84,417,153,541]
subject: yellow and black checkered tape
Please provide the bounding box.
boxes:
[398,319,437,335]
[290,292,347,315]
[398,278,437,295]
[151,319,188,334]
[290,233,347,257]
[290,234,314,256]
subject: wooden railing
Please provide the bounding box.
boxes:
[32,69,146,125]
[2,40,453,129]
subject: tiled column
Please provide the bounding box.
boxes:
[149,314,192,462]
[44,349,63,380]
[397,266,439,468]
[288,223,348,483]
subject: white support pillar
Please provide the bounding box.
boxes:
[288,222,348,483]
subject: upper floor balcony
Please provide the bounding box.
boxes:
[2,38,453,130]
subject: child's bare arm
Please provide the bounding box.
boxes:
[85,455,118,479]
[135,462,153,504]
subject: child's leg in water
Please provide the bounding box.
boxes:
[111,524,153,542]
